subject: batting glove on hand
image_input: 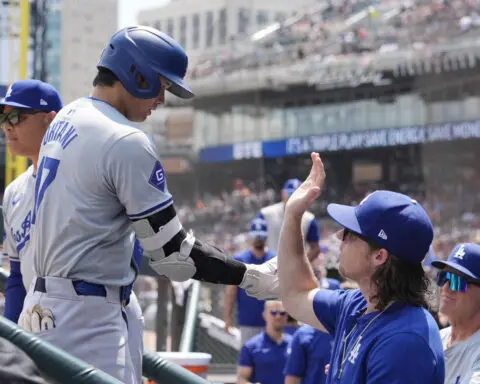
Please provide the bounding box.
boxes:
[240,257,279,300]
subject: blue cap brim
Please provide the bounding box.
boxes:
[327,203,362,234]
[0,100,32,109]
[431,260,479,280]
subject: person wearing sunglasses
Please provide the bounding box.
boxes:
[237,300,292,384]
[431,243,480,384]
[276,152,444,384]
[1,79,63,326]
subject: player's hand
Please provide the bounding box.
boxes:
[325,364,330,375]
[285,152,325,218]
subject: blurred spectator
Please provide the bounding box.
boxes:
[258,178,320,261]
[284,325,333,384]
[312,253,341,290]
[285,314,301,336]
[224,218,276,345]
[236,300,292,384]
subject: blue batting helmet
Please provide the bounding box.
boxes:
[97,26,194,100]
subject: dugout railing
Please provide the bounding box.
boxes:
[0,268,210,384]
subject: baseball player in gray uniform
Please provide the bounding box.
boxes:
[0,80,145,383]
[19,26,278,383]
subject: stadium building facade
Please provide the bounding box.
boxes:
[185,46,480,222]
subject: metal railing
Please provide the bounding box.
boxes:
[0,268,210,384]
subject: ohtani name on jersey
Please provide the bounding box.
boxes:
[43,120,78,149]
[11,210,32,253]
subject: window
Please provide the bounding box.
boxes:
[192,14,200,49]
[256,11,268,26]
[167,18,174,38]
[219,8,227,45]
[237,8,250,34]
[179,16,187,48]
[205,11,214,47]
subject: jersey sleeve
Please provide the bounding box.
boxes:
[367,333,442,384]
[103,131,173,219]
[306,218,320,242]
[284,330,307,377]
[4,258,26,323]
[238,343,254,367]
[313,289,350,335]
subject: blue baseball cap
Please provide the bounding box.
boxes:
[0,80,62,113]
[283,178,302,197]
[249,218,268,239]
[432,243,480,281]
[327,190,434,264]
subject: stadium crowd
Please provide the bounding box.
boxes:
[189,0,480,80]
[173,168,480,266]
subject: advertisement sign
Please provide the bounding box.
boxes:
[199,120,480,163]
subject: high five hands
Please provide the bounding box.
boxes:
[284,152,326,218]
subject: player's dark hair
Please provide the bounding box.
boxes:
[93,67,119,87]
[370,246,430,311]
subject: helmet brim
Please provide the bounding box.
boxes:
[165,73,194,99]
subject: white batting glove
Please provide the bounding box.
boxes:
[239,257,279,300]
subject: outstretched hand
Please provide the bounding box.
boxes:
[284,152,325,217]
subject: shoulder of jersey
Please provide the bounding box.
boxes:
[261,201,283,216]
[64,97,143,138]
[3,166,34,206]
[302,210,315,222]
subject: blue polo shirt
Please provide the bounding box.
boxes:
[284,325,333,384]
[324,278,341,290]
[313,289,445,383]
[234,249,276,327]
[238,331,292,384]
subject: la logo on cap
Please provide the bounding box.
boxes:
[454,245,466,260]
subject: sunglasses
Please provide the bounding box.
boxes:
[342,228,371,244]
[0,108,45,126]
[437,271,480,292]
[270,311,287,317]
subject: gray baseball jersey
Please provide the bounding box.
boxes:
[2,166,36,289]
[441,326,480,384]
[260,202,315,252]
[31,97,173,287]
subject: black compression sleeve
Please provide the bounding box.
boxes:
[190,241,247,285]
[133,203,247,285]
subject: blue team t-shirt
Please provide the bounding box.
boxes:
[313,289,445,384]
[284,325,333,384]
[234,249,276,327]
[238,331,292,384]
